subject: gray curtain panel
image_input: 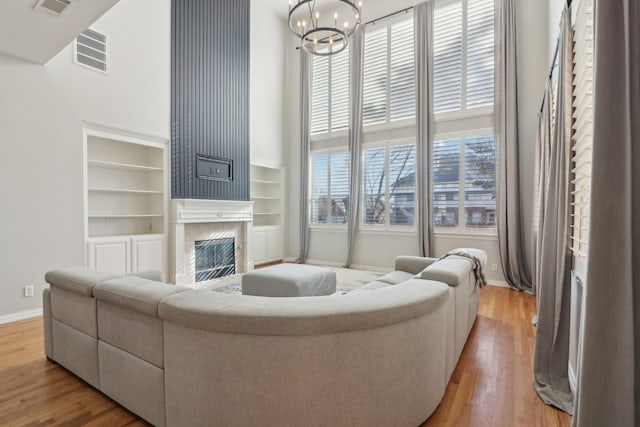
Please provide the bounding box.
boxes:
[573,1,640,425]
[532,80,553,297]
[297,51,311,264]
[533,5,573,414]
[495,0,532,291]
[345,26,365,268]
[415,1,434,258]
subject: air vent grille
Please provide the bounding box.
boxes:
[75,29,108,73]
[34,0,72,16]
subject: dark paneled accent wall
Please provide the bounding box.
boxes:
[171,0,250,200]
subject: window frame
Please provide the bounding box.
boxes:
[309,148,350,229]
[310,47,350,140]
[432,127,497,236]
[360,137,418,232]
[361,13,418,131]
[433,0,495,121]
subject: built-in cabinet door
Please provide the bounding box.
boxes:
[267,228,283,262]
[253,229,268,265]
[87,238,130,276]
[131,236,165,274]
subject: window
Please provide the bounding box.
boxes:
[363,142,416,227]
[310,151,350,224]
[310,47,350,135]
[363,17,416,127]
[434,0,494,114]
[433,134,496,229]
[570,0,593,258]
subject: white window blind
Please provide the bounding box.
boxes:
[434,1,463,113]
[363,17,416,127]
[390,18,416,121]
[467,0,494,108]
[433,138,461,226]
[363,27,388,126]
[310,151,350,224]
[363,147,386,223]
[363,142,416,226]
[570,0,593,258]
[389,145,416,225]
[331,48,350,131]
[434,0,494,114]
[311,56,329,134]
[464,136,496,227]
[433,134,496,229]
[310,47,349,135]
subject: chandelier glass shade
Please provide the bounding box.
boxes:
[288,0,362,56]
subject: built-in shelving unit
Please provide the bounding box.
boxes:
[250,165,282,228]
[250,164,284,265]
[84,127,168,276]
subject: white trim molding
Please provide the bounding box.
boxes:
[0,308,43,325]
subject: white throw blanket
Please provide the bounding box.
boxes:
[439,248,488,289]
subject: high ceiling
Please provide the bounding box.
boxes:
[0,0,120,64]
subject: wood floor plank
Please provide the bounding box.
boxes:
[0,286,571,426]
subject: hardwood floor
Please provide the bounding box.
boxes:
[0,286,571,426]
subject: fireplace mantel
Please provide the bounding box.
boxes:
[170,199,254,285]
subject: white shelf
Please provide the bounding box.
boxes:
[251,196,280,200]
[88,159,162,172]
[88,187,164,195]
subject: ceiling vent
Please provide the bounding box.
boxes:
[74,29,108,73]
[34,0,73,17]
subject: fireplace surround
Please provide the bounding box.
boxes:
[170,199,253,286]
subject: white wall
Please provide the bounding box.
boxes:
[250,1,287,167]
[0,0,170,318]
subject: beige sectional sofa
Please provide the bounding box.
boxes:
[43,255,481,427]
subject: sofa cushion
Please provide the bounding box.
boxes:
[159,279,450,336]
[94,277,189,318]
[97,300,165,368]
[378,270,415,285]
[50,285,98,337]
[420,257,472,287]
[45,267,117,297]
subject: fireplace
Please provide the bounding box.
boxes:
[170,199,254,286]
[194,238,236,282]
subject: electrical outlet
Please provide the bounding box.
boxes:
[24,285,34,297]
[491,263,498,272]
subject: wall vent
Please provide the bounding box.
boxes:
[34,0,73,17]
[74,29,108,73]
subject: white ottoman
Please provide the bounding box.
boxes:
[242,264,337,297]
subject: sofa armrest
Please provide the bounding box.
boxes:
[395,256,438,275]
[420,257,471,287]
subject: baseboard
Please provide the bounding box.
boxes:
[0,308,43,325]
[487,280,510,288]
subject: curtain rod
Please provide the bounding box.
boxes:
[540,0,573,112]
[366,6,413,26]
[294,6,414,51]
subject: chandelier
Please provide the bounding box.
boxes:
[288,0,362,56]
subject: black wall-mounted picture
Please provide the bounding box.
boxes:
[196,154,233,182]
